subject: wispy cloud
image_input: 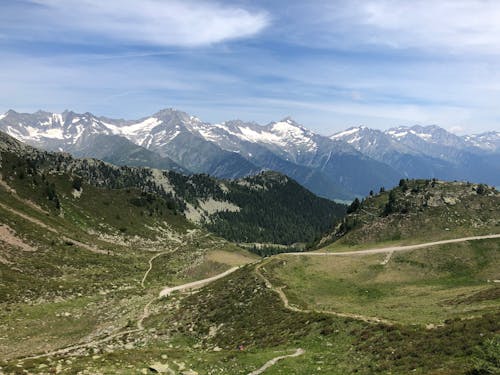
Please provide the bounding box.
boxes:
[301,0,500,54]
[358,0,500,53]
[21,0,270,47]
[1,1,499,134]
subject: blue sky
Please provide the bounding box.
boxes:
[1,0,500,135]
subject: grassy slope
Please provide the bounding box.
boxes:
[20,259,495,375]
[0,130,347,247]
[268,240,500,325]
[9,266,373,374]
[320,179,500,252]
[1,144,499,374]
[0,158,256,363]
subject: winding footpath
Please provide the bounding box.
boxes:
[17,233,500,363]
[20,248,240,360]
[247,348,305,375]
[255,260,393,325]
[255,233,500,325]
[22,246,180,360]
[141,247,180,288]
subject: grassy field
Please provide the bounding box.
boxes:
[1,228,498,373]
[268,239,500,325]
[9,267,371,375]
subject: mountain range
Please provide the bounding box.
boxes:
[1,108,499,200]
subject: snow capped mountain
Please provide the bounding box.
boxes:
[154,116,321,164]
[385,125,471,152]
[331,123,500,186]
[100,108,205,151]
[0,109,187,173]
[331,126,407,155]
[332,124,498,157]
[0,110,113,149]
[1,107,498,199]
[465,131,500,152]
[330,126,364,141]
[267,117,318,150]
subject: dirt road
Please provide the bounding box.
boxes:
[159,266,239,297]
[286,234,500,257]
[18,233,499,361]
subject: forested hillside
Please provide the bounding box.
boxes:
[0,131,345,245]
[206,172,345,244]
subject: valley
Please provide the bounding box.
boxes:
[0,131,498,374]
[3,2,500,373]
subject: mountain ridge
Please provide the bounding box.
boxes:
[2,108,499,200]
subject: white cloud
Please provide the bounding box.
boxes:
[339,0,500,53]
[28,0,269,47]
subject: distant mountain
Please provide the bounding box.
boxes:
[464,131,500,152]
[0,110,187,173]
[1,108,499,200]
[331,125,500,187]
[0,109,403,199]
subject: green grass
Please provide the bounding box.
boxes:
[2,244,499,374]
[0,293,147,360]
[1,160,499,374]
[268,239,500,325]
[0,335,367,375]
[0,169,255,365]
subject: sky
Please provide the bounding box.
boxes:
[1,0,500,135]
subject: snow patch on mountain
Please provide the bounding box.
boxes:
[386,130,408,139]
[385,125,470,148]
[39,127,64,140]
[7,125,65,142]
[268,119,318,152]
[465,131,500,151]
[237,125,284,145]
[331,127,362,139]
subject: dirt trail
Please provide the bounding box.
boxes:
[141,248,180,288]
[21,251,170,360]
[247,348,305,375]
[0,202,56,233]
[61,236,111,255]
[18,234,500,361]
[255,260,393,325]
[19,243,238,360]
[0,177,49,214]
[137,298,156,330]
[22,328,140,360]
[159,266,239,297]
[255,234,500,326]
[286,234,500,257]
[0,224,36,252]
